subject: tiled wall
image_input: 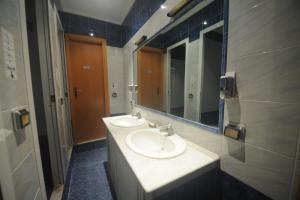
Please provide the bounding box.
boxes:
[123,0,300,199]
[121,0,166,46]
[59,12,123,48]
[165,0,223,47]
[107,46,126,114]
[221,0,300,199]
[145,0,223,49]
[0,0,43,199]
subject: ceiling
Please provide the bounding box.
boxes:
[60,0,135,25]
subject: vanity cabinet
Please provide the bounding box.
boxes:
[107,132,142,200]
[106,130,220,200]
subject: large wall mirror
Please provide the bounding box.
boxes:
[133,0,226,132]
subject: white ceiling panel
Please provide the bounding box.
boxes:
[60,0,135,24]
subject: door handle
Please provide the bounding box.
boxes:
[74,87,82,99]
[60,98,64,105]
[157,87,160,96]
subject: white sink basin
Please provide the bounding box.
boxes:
[126,128,186,159]
[110,115,146,128]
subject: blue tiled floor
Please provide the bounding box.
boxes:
[67,147,113,200]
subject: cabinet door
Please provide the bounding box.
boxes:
[115,151,139,200]
[107,133,117,186]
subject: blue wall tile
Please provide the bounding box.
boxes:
[121,0,166,46]
[145,0,224,49]
[59,12,123,48]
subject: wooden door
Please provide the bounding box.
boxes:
[65,34,110,144]
[137,47,164,111]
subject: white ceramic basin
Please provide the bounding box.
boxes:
[126,128,186,159]
[110,115,146,128]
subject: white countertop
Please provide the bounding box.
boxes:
[103,116,220,194]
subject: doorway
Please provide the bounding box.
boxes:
[167,40,188,118]
[65,34,110,144]
[197,22,223,127]
[137,47,164,111]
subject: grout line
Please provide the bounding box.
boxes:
[289,128,300,199]
[227,44,300,62]
[244,142,295,160]
[0,105,29,113]
[11,149,33,174]
[225,98,298,105]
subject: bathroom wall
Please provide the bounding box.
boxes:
[121,0,166,46]
[170,59,185,109]
[201,38,222,113]
[107,47,126,114]
[124,0,300,199]
[221,0,300,199]
[0,0,46,199]
[59,12,123,48]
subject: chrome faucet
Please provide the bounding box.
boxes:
[160,124,174,136]
[149,122,174,136]
[132,112,142,119]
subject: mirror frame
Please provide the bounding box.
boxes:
[132,0,228,134]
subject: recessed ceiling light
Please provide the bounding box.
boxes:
[161,5,167,9]
[89,32,94,37]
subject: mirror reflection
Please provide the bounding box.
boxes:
[134,0,224,128]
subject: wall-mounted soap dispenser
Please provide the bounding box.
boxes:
[220,71,236,99]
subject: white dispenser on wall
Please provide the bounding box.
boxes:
[220,71,236,99]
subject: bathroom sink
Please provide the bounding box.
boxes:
[126,128,186,159]
[110,115,146,128]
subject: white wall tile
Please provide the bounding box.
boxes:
[185,39,200,121]
[221,138,294,200]
[227,0,300,61]
[107,46,126,114]
[227,46,300,103]
[224,99,300,158]
[0,44,29,110]
[12,151,39,200]
[222,0,300,199]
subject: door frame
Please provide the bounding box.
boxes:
[20,0,47,198]
[64,34,111,141]
[31,0,70,186]
[166,38,189,117]
[55,8,73,157]
[196,21,224,122]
